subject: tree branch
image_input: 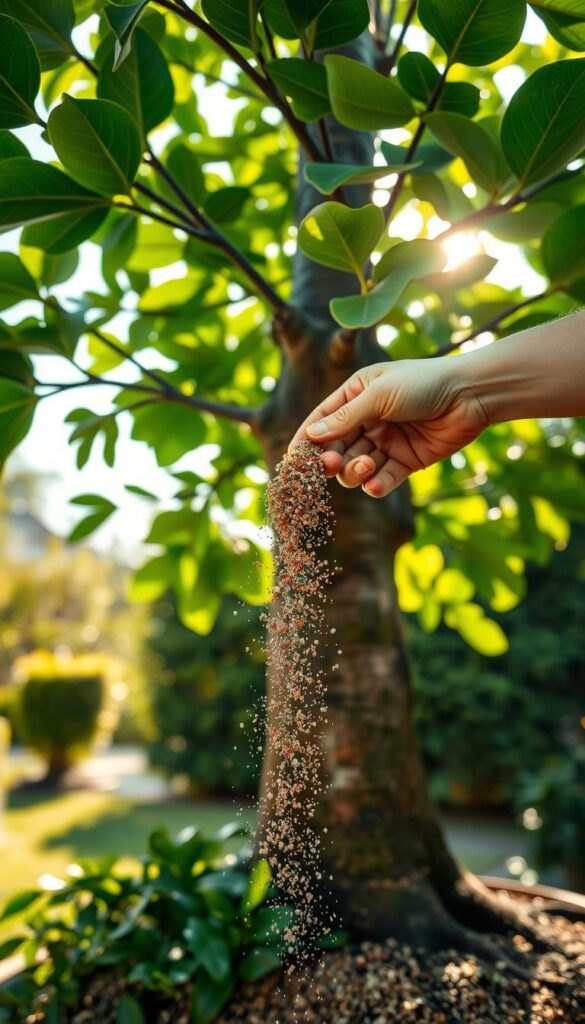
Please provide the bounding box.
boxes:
[431,289,550,357]
[152,0,325,162]
[171,60,265,100]
[36,356,258,426]
[385,0,417,72]
[434,168,582,244]
[89,329,175,395]
[383,65,450,225]
[75,38,288,313]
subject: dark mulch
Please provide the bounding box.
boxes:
[29,902,585,1024]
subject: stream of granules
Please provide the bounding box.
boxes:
[258,440,339,956]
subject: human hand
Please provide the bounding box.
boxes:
[289,359,489,497]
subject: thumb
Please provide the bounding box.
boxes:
[306,389,372,442]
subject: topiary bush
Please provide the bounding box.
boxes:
[0,824,314,1024]
[13,651,105,783]
[147,598,265,797]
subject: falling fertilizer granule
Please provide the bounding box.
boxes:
[259,440,338,951]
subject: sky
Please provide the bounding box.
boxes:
[2,10,550,560]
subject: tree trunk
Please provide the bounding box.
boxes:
[254,33,541,951]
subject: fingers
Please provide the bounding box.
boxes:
[306,388,374,443]
[337,439,382,488]
[288,375,366,451]
[362,457,411,498]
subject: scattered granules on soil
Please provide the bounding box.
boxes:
[258,440,337,949]
[56,902,585,1024]
[214,902,585,1024]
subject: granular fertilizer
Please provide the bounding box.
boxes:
[259,440,338,950]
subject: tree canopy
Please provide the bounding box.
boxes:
[0,0,584,650]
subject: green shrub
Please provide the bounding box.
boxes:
[0,687,17,739]
[147,598,265,797]
[514,754,585,881]
[14,651,105,781]
[409,527,585,808]
[0,824,302,1023]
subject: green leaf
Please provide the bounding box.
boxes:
[241,859,271,915]
[203,186,250,224]
[130,402,207,467]
[0,253,39,310]
[418,0,527,65]
[21,206,109,255]
[127,221,184,273]
[184,917,231,981]
[0,351,34,386]
[397,51,438,102]
[0,15,41,128]
[68,503,116,542]
[445,602,509,655]
[530,1,585,49]
[501,59,585,187]
[0,129,28,160]
[310,0,369,48]
[0,0,75,70]
[201,0,262,49]
[541,205,585,287]
[239,947,282,981]
[380,139,454,176]
[424,111,500,193]
[397,52,480,116]
[48,96,142,197]
[247,905,295,942]
[191,973,234,1024]
[325,55,414,130]
[0,936,25,960]
[0,318,73,357]
[104,0,149,70]
[97,29,174,138]
[116,994,146,1024]
[423,253,498,294]
[331,239,445,329]
[304,160,421,195]
[0,157,109,245]
[66,409,119,468]
[298,201,384,280]
[282,0,329,31]
[0,888,41,922]
[164,142,206,207]
[264,0,369,48]
[267,58,331,122]
[0,379,37,469]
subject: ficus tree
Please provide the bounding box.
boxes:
[0,0,584,956]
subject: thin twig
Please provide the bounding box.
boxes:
[383,65,450,225]
[37,371,257,425]
[386,0,417,71]
[89,329,174,395]
[172,60,264,100]
[115,199,205,238]
[431,290,550,357]
[153,0,325,162]
[134,181,207,232]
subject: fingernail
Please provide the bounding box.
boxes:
[354,460,370,476]
[307,420,328,437]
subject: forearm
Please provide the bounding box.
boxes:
[455,308,585,424]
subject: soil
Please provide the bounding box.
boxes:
[42,897,584,1024]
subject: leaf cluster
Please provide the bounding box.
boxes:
[0,824,293,1023]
